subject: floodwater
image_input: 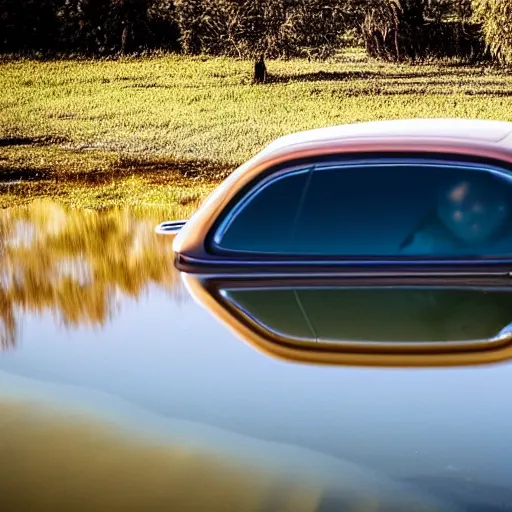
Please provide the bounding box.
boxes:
[1,201,512,511]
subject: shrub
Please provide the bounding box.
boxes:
[174,0,347,59]
[472,0,512,65]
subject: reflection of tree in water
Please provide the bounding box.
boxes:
[0,201,186,349]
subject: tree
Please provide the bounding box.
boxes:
[357,0,404,61]
[350,0,486,62]
[61,0,116,54]
[352,0,432,62]
[0,0,180,56]
[0,0,65,53]
[175,0,348,81]
[472,0,512,65]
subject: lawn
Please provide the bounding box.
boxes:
[2,52,512,210]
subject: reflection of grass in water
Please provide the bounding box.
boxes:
[0,200,188,349]
[0,401,322,512]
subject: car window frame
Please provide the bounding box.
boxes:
[207,154,512,263]
[221,283,512,347]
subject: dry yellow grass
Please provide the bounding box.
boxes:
[2,53,512,208]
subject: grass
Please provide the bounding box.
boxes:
[2,51,512,209]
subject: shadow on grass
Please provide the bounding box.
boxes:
[318,85,512,98]
[0,167,53,183]
[124,83,173,89]
[368,88,512,97]
[117,156,234,181]
[268,70,378,83]
[374,78,510,88]
[0,156,233,185]
[267,68,490,84]
[0,137,36,147]
[0,135,69,147]
[463,89,512,96]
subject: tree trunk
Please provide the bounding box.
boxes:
[121,24,130,54]
[253,55,267,84]
[392,7,400,62]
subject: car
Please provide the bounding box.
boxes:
[159,118,512,276]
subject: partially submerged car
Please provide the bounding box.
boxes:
[156,118,512,367]
[160,118,512,276]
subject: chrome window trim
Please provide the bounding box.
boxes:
[219,288,317,344]
[175,257,512,277]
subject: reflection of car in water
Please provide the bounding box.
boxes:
[183,275,512,367]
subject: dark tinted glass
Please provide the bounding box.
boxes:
[298,287,512,343]
[215,160,512,257]
[214,169,309,252]
[295,162,512,257]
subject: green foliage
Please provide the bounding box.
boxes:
[472,0,512,65]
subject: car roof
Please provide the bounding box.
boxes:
[259,118,512,158]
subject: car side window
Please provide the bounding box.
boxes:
[295,161,512,257]
[212,159,512,258]
[213,168,311,253]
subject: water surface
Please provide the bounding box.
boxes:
[1,201,512,511]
